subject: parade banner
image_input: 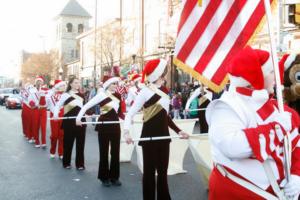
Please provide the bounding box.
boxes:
[173,0,274,92]
[119,114,143,162]
[189,134,212,187]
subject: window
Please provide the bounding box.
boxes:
[71,50,74,58]
[78,24,84,33]
[66,23,73,32]
[288,4,296,24]
[75,50,79,58]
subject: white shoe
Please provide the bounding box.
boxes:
[41,144,47,148]
[50,154,55,159]
[35,144,40,148]
[59,156,63,160]
[28,139,34,143]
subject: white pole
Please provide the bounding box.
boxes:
[263,0,284,112]
[263,0,292,185]
[82,121,123,125]
[48,115,101,120]
[121,134,203,143]
[185,108,206,112]
[277,0,282,51]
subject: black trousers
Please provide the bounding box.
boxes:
[62,126,86,168]
[198,110,208,133]
[97,131,120,181]
[198,99,210,133]
[142,143,171,200]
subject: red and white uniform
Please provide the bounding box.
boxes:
[206,88,300,199]
[206,46,300,199]
[126,86,140,106]
[126,74,142,109]
[27,85,39,142]
[20,87,31,139]
[32,86,49,146]
[46,88,64,157]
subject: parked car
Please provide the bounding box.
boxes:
[0,88,19,105]
[5,94,22,109]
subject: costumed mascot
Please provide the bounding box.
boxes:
[281,53,300,115]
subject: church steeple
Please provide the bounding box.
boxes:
[54,0,91,65]
[58,0,91,18]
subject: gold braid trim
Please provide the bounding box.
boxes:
[143,103,163,123]
[173,57,229,93]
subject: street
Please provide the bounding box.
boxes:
[0,107,208,200]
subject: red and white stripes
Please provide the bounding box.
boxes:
[174,0,274,92]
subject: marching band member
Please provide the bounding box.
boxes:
[34,76,48,148]
[27,84,39,144]
[20,84,31,139]
[46,80,66,159]
[185,84,212,133]
[53,76,86,170]
[76,76,125,187]
[123,59,189,200]
[126,73,142,107]
[206,46,300,200]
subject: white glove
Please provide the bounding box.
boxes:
[123,130,133,145]
[76,120,83,126]
[281,175,300,199]
[178,131,189,139]
[275,111,292,132]
[53,114,59,120]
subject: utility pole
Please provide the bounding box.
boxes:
[39,35,46,53]
[94,0,98,86]
[140,0,145,69]
[119,0,123,67]
[278,0,283,52]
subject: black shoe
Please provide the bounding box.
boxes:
[111,179,122,186]
[102,180,111,187]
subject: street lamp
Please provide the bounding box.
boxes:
[59,67,63,80]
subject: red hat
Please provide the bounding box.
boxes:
[278,53,298,84]
[54,80,61,85]
[141,59,167,83]
[130,74,141,82]
[54,80,66,89]
[227,46,271,90]
[35,76,44,84]
[102,76,120,90]
[40,86,48,91]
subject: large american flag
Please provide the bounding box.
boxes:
[174,0,274,92]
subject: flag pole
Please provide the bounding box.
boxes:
[263,0,292,185]
[263,0,284,112]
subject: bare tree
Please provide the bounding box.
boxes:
[20,51,61,85]
[93,21,130,71]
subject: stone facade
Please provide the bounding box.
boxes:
[55,16,89,64]
[54,0,91,80]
